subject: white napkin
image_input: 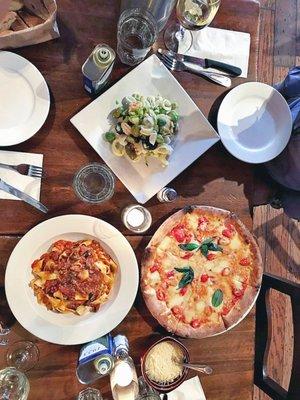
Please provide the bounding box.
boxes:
[179,27,251,78]
[0,150,43,201]
[160,377,206,400]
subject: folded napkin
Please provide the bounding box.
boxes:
[0,150,43,201]
[160,376,206,400]
[179,27,251,78]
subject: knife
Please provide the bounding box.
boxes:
[0,178,48,213]
[157,48,242,77]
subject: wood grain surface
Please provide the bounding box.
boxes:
[0,0,269,399]
[253,0,300,398]
[252,207,300,400]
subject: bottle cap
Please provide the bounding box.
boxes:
[94,356,113,375]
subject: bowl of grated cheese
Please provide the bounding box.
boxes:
[141,336,190,393]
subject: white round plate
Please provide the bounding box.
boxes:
[5,215,139,345]
[217,82,292,163]
[0,51,50,146]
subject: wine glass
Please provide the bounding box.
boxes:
[164,0,221,53]
[6,341,39,372]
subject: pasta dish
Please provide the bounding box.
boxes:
[104,94,179,166]
[29,239,117,315]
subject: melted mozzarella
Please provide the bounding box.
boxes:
[229,234,242,250]
[147,271,160,286]
[158,236,173,251]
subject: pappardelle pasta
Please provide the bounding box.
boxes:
[29,239,117,315]
[104,94,179,166]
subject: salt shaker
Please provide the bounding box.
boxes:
[157,187,178,202]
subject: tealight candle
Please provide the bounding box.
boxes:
[121,205,152,233]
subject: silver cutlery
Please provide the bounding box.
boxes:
[181,362,213,374]
[0,163,44,179]
[158,52,232,87]
[158,48,242,76]
[0,178,48,213]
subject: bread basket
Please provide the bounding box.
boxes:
[0,0,59,49]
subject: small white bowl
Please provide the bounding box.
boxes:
[217,82,292,163]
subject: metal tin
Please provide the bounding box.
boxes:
[82,44,116,95]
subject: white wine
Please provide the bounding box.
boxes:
[177,0,220,30]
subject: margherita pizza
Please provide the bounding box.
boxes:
[141,206,263,338]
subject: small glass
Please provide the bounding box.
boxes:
[77,388,103,400]
[164,0,221,52]
[136,377,160,399]
[73,163,115,204]
[117,8,158,66]
[6,341,39,372]
[0,367,30,400]
[121,205,152,233]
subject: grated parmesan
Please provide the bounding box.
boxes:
[145,341,184,383]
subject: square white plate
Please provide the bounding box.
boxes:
[71,55,219,204]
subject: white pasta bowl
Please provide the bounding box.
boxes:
[5,215,139,345]
[71,54,219,204]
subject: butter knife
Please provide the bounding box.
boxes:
[0,178,48,213]
[158,48,242,76]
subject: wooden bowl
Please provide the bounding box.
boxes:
[140,336,190,393]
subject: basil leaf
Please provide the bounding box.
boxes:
[175,267,192,273]
[177,269,194,289]
[201,238,213,245]
[208,242,223,252]
[200,244,209,257]
[212,289,223,307]
[178,243,199,251]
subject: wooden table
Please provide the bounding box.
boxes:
[0,1,262,399]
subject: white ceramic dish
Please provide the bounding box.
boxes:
[0,51,50,146]
[71,54,219,204]
[217,82,292,163]
[5,215,139,345]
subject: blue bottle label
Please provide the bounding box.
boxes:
[78,334,113,365]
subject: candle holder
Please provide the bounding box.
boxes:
[121,205,152,233]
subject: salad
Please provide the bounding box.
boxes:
[104,94,179,166]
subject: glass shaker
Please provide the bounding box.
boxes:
[120,0,177,31]
[0,367,30,400]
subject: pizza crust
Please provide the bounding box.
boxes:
[222,285,259,328]
[175,317,226,339]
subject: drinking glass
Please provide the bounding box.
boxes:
[117,8,158,66]
[6,341,39,372]
[0,367,30,400]
[77,387,103,400]
[164,0,221,52]
[136,377,160,399]
[120,0,176,32]
[73,163,115,204]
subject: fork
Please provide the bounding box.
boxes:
[159,53,232,88]
[0,163,44,179]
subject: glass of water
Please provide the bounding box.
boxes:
[0,367,30,400]
[6,341,39,373]
[77,387,103,400]
[73,163,115,204]
[117,8,158,66]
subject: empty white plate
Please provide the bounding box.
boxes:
[217,82,292,163]
[0,51,50,146]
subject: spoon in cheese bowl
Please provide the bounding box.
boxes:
[176,361,213,375]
